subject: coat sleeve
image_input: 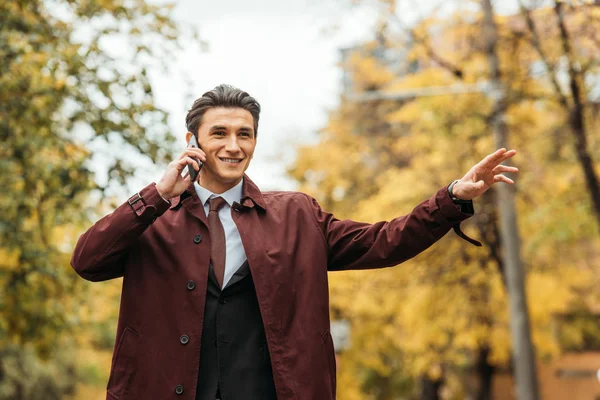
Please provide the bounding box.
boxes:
[308,187,476,271]
[70,182,171,282]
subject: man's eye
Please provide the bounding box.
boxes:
[214,131,226,136]
[240,132,251,137]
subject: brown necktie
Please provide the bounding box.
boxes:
[208,196,227,288]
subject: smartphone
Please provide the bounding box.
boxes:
[187,134,203,182]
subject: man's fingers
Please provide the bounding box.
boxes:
[188,147,206,161]
[480,148,516,169]
[493,165,519,174]
[184,157,201,171]
[484,148,506,163]
[493,174,514,184]
[177,148,206,162]
[498,149,517,164]
[478,149,504,169]
[175,156,200,172]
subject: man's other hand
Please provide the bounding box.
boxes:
[156,146,206,200]
[451,148,519,201]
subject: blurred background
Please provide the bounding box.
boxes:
[1,0,600,399]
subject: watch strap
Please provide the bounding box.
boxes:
[448,180,472,204]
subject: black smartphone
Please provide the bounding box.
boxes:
[187,134,203,182]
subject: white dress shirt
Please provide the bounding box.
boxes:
[194,179,247,288]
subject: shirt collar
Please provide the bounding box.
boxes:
[194,179,244,207]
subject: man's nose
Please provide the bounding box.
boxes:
[225,135,241,152]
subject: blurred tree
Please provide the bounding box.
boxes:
[517,0,600,233]
[290,1,600,399]
[0,1,198,398]
[481,0,539,397]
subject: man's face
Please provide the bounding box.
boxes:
[187,107,256,193]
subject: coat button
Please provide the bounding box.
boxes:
[175,384,184,395]
[193,234,202,244]
[219,298,227,304]
[186,280,196,290]
[180,334,190,345]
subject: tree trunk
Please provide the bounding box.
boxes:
[476,346,495,400]
[481,0,540,399]
[519,1,600,232]
[554,1,600,234]
[420,375,443,400]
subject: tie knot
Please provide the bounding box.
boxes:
[208,196,227,212]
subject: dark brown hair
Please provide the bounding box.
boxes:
[185,84,261,137]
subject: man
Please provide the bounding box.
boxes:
[71,84,518,400]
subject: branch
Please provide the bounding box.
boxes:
[517,0,570,110]
[554,1,586,107]
[418,33,464,79]
[386,11,465,79]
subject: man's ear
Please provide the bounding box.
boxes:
[185,131,193,143]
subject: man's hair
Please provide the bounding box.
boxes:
[185,84,261,137]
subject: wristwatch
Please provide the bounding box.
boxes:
[448,180,472,204]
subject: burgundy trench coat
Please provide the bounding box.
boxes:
[71,174,473,400]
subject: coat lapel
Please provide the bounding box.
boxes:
[176,182,208,227]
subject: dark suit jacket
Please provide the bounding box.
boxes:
[195,261,277,400]
[70,174,473,400]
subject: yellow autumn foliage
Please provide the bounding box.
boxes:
[290,3,600,398]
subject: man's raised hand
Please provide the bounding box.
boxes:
[451,148,519,201]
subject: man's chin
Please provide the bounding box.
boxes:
[218,173,244,184]
[217,166,247,180]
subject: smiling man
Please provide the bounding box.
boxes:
[71,84,518,400]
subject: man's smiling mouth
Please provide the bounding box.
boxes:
[219,157,243,164]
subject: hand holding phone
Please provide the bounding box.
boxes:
[156,135,205,200]
[187,134,203,182]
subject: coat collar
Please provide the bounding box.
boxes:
[169,174,266,212]
[239,174,267,211]
[168,183,194,210]
[194,179,243,208]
